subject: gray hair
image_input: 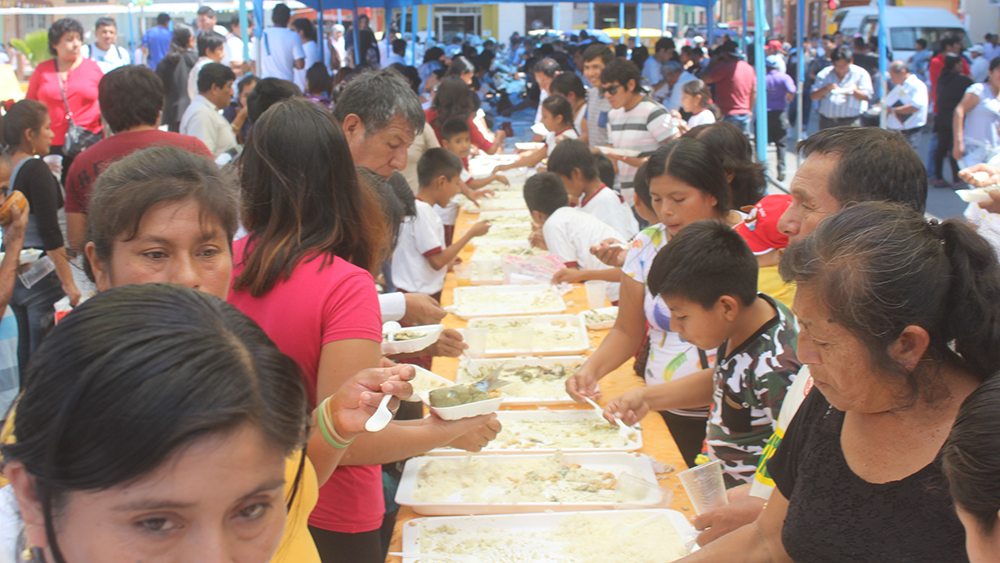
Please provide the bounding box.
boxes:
[661,61,683,75]
[333,68,425,136]
[889,60,909,74]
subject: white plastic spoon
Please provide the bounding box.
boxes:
[365,394,393,432]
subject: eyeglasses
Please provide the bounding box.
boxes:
[599,84,621,96]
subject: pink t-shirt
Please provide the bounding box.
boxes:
[228,238,384,534]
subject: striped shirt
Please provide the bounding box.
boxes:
[586,87,612,149]
[606,96,679,192]
[813,63,873,119]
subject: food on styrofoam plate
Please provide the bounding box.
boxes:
[490,416,639,451]
[584,309,617,324]
[383,329,427,342]
[458,361,581,401]
[428,384,501,408]
[406,367,453,402]
[452,287,564,316]
[468,317,587,352]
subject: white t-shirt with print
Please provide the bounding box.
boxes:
[392,200,447,295]
[542,207,624,302]
[580,186,639,239]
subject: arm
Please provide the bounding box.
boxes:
[465,174,507,191]
[603,367,714,426]
[49,248,80,307]
[66,212,87,253]
[566,274,646,401]
[493,146,546,172]
[953,92,978,161]
[577,116,589,147]
[0,198,28,311]
[28,163,80,305]
[749,83,757,114]
[294,57,305,70]
[552,266,621,284]
[677,488,793,563]
[851,71,872,101]
[426,220,490,270]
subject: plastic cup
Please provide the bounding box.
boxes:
[614,472,674,508]
[454,264,471,287]
[464,327,488,359]
[42,155,62,179]
[677,460,729,515]
[473,260,493,281]
[584,280,609,310]
[511,327,534,356]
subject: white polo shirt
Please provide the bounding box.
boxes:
[884,73,928,131]
[392,199,448,295]
[542,206,625,301]
[579,185,639,239]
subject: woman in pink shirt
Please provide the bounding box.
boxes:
[26,18,103,182]
[228,99,499,563]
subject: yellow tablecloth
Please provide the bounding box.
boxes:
[385,209,694,562]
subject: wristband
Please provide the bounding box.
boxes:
[317,397,353,449]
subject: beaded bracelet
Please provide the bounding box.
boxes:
[317,397,353,449]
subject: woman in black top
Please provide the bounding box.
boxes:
[155,23,197,132]
[4,100,80,369]
[674,202,1000,563]
[933,53,974,188]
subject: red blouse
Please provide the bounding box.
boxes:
[26,58,104,146]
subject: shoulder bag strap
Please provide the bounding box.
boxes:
[54,65,74,125]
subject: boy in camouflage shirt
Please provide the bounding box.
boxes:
[604,221,800,487]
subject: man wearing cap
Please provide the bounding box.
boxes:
[765,55,795,181]
[810,44,872,130]
[656,60,698,112]
[884,60,928,150]
[702,40,757,136]
[970,45,990,83]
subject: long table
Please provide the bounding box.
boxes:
[385,206,694,562]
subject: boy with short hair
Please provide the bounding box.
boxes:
[523,172,625,299]
[391,148,491,298]
[605,220,800,486]
[188,31,228,102]
[548,138,638,238]
[439,118,508,191]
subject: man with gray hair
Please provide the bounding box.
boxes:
[654,60,697,112]
[334,67,426,178]
[884,59,928,149]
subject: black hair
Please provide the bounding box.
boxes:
[830,45,853,63]
[533,57,560,79]
[648,220,758,308]
[992,57,1000,74]
[646,137,731,214]
[430,76,474,130]
[684,122,765,208]
[523,172,569,216]
[939,33,962,51]
[156,13,171,25]
[447,55,475,77]
[197,6,215,17]
[548,138,597,181]
[272,3,291,27]
[942,53,964,74]
[583,44,614,65]
[632,161,650,209]
[99,66,164,134]
[423,46,444,64]
[48,18,84,56]
[2,283,308,563]
[417,147,463,187]
[795,126,927,214]
[291,18,317,42]
[389,63,421,95]
[852,37,866,49]
[357,167,407,246]
[440,117,469,142]
[197,62,236,94]
[615,44,629,58]
[600,57,643,92]
[943,374,1000,535]
[161,23,194,70]
[681,79,721,119]
[197,30,225,57]
[631,45,649,69]
[2,99,48,152]
[655,37,676,53]
[237,74,259,98]
[915,38,927,48]
[392,38,406,56]
[94,17,116,30]
[306,62,332,95]
[550,71,586,101]
[780,202,1000,397]
[247,78,301,123]
[595,153,615,190]
[542,94,574,131]
[84,146,239,282]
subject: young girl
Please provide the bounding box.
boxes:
[494,94,578,173]
[681,79,720,128]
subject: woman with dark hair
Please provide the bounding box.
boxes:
[305,63,334,111]
[292,18,321,93]
[418,46,446,83]
[679,202,1000,562]
[933,53,974,187]
[550,71,589,146]
[155,23,198,132]
[494,94,577,172]
[25,18,102,182]
[80,145,413,563]
[568,137,738,468]
[4,100,80,370]
[684,122,766,208]
[228,99,497,563]
[943,375,1000,563]
[425,76,503,154]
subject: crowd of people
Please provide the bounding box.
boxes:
[0,9,996,563]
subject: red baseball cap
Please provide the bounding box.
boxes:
[736,194,792,255]
[767,40,783,51]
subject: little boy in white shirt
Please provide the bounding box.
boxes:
[392,148,491,298]
[547,138,639,239]
[523,172,627,302]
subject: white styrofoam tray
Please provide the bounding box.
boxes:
[465,314,589,357]
[449,284,566,319]
[428,409,642,455]
[456,356,583,405]
[400,509,694,563]
[405,366,454,403]
[580,306,619,330]
[461,192,528,213]
[395,451,659,515]
[381,324,445,355]
[598,146,642,157]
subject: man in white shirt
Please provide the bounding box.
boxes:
[381,38,407,69]
[642,37,676,86]
[226,16,254,76]
[884,60,928,150]
[180,62,239,160]
[196,6,231,39]
[81,18,130,73]
[969,45,990,83]
[251,4,304,81]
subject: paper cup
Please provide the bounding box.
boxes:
[584,280,609,310]
[677,460,729,515]
[464,327,488,359]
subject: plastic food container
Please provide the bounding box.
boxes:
[381,324,444,355]
[406,366,455,403]
[426,395,504,421]
[581,306,619,330]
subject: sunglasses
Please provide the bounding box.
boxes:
[600,84,621,96]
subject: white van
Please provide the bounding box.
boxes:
[833,5,969,63]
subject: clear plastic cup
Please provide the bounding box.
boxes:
[677,460,729,515]
[42,155,62,179]
[464,327,488,359]
[584,280,609,310]
[614,472,674,508]
[473,260,493,281]
[454,264,471,287]
[511,327,534,356]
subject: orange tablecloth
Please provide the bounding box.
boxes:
[385,209,693,562]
